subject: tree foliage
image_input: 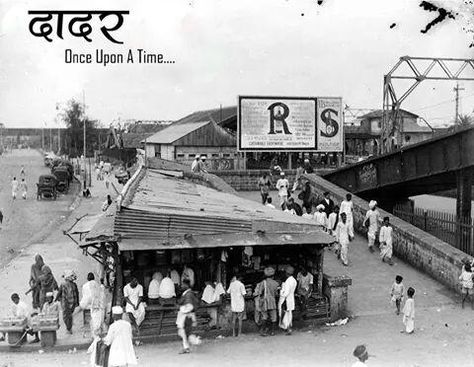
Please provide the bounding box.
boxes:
[59,99,99,157]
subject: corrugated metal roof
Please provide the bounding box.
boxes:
[144,121,210,144]
[118,231,335,251]
[67,214,103,235]
[115,168,329,248]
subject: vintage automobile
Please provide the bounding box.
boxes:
[52,167,70,193]
[36,174,58,200]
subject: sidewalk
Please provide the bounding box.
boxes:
[0,173,123,352]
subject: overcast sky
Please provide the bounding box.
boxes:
[0,0,473,128]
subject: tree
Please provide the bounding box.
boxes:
[458,114,473,127]
[59,99,98,157]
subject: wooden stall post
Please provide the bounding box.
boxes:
[317,247,324,293]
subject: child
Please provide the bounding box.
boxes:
[459,263,474,309]
[352,344,369,367]
[390,275,404,315]
[227,275,246,337]
[327,206,339,236]
[402,287,415,334]
[379,216,393,265]
[314,204,328,229]
[335,212,354,266]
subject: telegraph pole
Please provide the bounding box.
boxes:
[454,83,465,125]
[83,90,87,189]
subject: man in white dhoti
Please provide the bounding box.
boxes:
[363,200,380,253]
[335,213,354,266]
[278,266,297,335]
[103,306,137,367]
[11,177,19,199]
[123,278,145,336]
[402,287,415,334]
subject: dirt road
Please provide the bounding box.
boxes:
[0,149,78,268]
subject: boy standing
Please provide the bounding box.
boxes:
[335,212,354,266]
[402,287,415,334]
[459,263,474,309]
[227,275,246,337]
[390,275,404,315]
[379,216,393,265]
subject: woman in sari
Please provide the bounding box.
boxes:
[38,265,58,308]
[29,254,44,310]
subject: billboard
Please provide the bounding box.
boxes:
[238,96,343,152]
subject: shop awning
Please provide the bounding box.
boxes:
[64,214,103,243]
[117,230,336,251]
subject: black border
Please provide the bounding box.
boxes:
[237,95,319,152]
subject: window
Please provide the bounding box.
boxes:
[223,153,231,158]
[177,154,185,158]
[188,154,196,158]
[212,153,219,158]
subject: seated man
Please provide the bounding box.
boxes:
[41,292,60,317]
[123,277,145,337]
[158,274,177,305]
[10,293,39,343]
[296,267,314,308]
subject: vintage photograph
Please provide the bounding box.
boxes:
[0,0,473,366]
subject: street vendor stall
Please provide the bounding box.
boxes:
[74,166,336,340]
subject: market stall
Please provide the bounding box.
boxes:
[94,166,337,339]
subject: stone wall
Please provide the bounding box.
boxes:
[304,173,467,294]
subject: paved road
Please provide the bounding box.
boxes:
[0,149,80,268]
[2,188,473,366]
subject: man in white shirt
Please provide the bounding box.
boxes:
[191,156,200,172]
[279,266,297,335]
[10,293,29,319]
[123,278,145,336]
[158,275,176,300]
[227,275,246,337]
[275,172,289,207]
[80,273,97,320]
[103,306,137,366]
[296,267,314,301]
[340,193,354,234]
[11,177,19,199]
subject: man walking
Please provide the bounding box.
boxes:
[11,177,19,199]
[56,270,79,334]
[254,267,279,336]
[103,306,137,366]
[19,178,28,200]
[279,266,297,335]
[363,200,380,253]
[258,173,272,205]
[176,279,200,354]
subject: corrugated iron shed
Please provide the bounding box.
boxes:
[145,121,210,144]
[115,168,335,248]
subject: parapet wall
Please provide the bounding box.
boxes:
[304,173,466,294]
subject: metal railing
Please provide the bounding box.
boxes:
[394,205,474,255]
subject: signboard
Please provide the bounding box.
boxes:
[238,96,343,152]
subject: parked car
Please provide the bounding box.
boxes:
[36,174,58,200]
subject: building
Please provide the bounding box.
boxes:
[143,107,238,170]
[345,109,433,156]
[69,162,351,340]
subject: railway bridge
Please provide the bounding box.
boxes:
[324,125,474,219]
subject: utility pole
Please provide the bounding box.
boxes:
[454,83,465,126]
[83,90,87,189]
[42,124,45,150]
[49,126,52,151]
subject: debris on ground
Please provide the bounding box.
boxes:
[325,318,349,327]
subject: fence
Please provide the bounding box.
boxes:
[393,205,474,256]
